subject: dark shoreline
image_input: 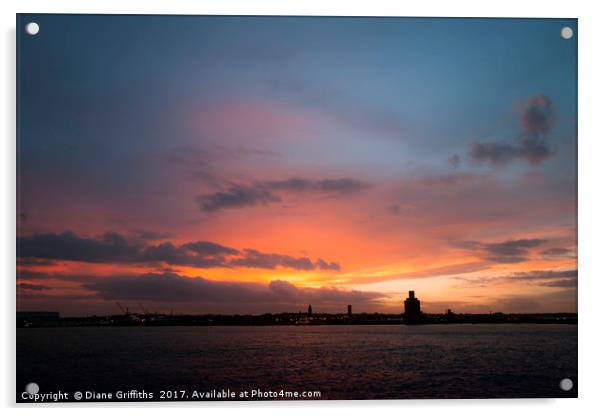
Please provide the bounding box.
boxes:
[17,312,578,328]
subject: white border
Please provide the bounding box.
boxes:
[2,1,601,415]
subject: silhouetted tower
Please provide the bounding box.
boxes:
[404,290,423,325]
[347,304,352,317]
[307,304,313,316]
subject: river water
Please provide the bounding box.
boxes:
[16,324,577,401]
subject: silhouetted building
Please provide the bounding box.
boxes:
[404,291,424,325]
[307,304,312,316]
[347,304,352,317]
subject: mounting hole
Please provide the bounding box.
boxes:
[559,378,573,391]
[25,22,40,36]
[25,382,39,394]
[560,26,573,40]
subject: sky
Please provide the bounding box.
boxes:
[17,15,577,316]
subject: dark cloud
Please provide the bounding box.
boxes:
[540,247,573,257]
[229,249,340,271]
[229,249,315,271]
[17,270,383,306]
[457,238,546,263]
[315,258,341,271]
[267,177,369,194]
[139,242,225,268]
[540,278,577,288]
[85,273,262,303]
[18,283,51,291]
[18,231,341,272]
[482,238,546,262]
[469,94,555,166]
[509,269,577,281]
[196,184,280,212]
[518,136,553,164]
[17,257,57,266]
[469,142,520,166]
[17,270,87,282]
[196,177,369,212]
[453,268,577,288]
[520,94,556,135]
[182,241,240,256]
[79,273,386,309]
[18,231,141,263]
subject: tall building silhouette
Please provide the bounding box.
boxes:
[307,304,312,316]
[347,304,352,317]
[404,290,423,325]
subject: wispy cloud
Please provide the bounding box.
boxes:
[196,184,280,212]
[456,238,547,263]
[345,261,490,284]
[196,177,370,212]
[17,283,51,291]
[540,247,573,258]
[452,268,577,288]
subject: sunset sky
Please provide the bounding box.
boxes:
[17,15,577,316]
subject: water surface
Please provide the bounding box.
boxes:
[17,324,577,400]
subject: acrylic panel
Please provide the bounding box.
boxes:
[16,14,577,402]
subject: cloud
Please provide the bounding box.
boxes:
[266,177,369,194]
[540,279,577,288]
[182,241,240,256]
[139,242,226,268]
[469,94,555,166]
[229,250,340,272]
[18,271,384,306]
[17,270,88,282]
[520,94,556,135]
[18,231,341,272]
[456,238,546,263]
[452,268,577,288]
[540,247,573,257]
[196,177,369,212]
[18,283,51,291]
[469,137,552,166]
[53,273,387,311]
[508,269,577,281]
[346,261,490,284]
[17,257,56,266]
[18,231,141,263]
[315,258,341,271]
[84,273,262,303]
[195,184,280,212]
[230,249,314,271]
[470,142,521,166]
